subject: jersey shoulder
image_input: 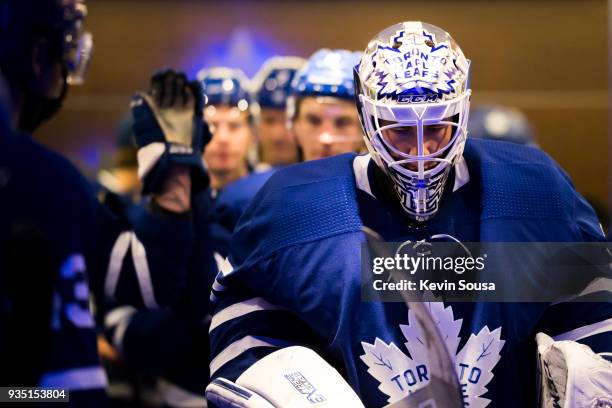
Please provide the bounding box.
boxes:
[1,132,98,258]
[465,137,552,164]
[4,132,94,205]
[231,153,363,264]
[218,168,277,207]
[464,139,583,222]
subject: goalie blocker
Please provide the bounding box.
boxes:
[206,347,364,408]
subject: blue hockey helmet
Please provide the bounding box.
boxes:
[468,105,537,147]
[197,67,252,112]
[252,56,305,111]
[290,49,361,102]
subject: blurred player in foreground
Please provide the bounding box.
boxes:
[0,1,215,406]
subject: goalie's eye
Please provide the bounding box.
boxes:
[377,118,454,156]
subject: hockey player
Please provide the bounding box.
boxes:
[251,56,305,169]
[198,67,255,192]
[210,49,363,257]
[468,104,538,147]
[207,57,303,258]
[0,1,107,401]
[97,69,216,408]
[289,48,363,161]
[0,1,215,406]
[95,69,216,408]
[469,105,607,232]
[206,22,611,407]
[96,111,140,200]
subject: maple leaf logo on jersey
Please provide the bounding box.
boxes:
[360,302,504,407]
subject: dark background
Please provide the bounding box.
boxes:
[35,0,609,220]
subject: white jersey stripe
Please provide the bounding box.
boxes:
[210,297,285,333]
[219,256,234,277]
[212,278,226,292]
[105,305,137,329]
[210,336,277,376]
[214,252,225,275]
[353,154,374,198]
[104,231,132,298]
[453,156,470,192]
[553,317,612,342]
[211,256,233,299]
[104,306,137,354]
[112,317,133,355]
[130,233,160,309]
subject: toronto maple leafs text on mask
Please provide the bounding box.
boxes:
[371,254,486,275]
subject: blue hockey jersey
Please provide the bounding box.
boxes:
[209,139,611,407]
[209,168,276,258]
[96,189,218,406]
[0,131,107,406]
[1,128,217,407]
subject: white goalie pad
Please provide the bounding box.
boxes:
[536,332,612,408]
[205,346,365,408]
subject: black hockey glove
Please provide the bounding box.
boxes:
[131,69,211,195]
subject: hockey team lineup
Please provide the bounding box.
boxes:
[0,1,610,408]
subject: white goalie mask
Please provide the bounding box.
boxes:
[355,22,471,221]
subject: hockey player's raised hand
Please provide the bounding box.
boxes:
[131,69,211,208]
[145,70,200,146]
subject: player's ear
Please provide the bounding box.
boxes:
[30,37,50,80]
[29,36,63,97]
